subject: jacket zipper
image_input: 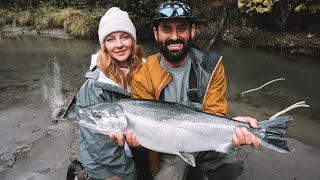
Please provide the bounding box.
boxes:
[157,73,170,100]
[201,56,223,109]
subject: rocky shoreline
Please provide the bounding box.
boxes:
[1,26,68,38]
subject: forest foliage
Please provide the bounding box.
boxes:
[237,0,320,29]
[0,0,319,38]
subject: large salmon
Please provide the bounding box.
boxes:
[78,99,293,166]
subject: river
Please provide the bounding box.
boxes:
[0,35,319,180]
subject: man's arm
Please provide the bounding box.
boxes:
[201,62,259,149]
[202,62,228,117]
[131,67,156,100]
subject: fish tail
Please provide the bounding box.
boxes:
[258,116,294,153]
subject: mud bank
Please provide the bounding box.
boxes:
[197,22,320,57]
[1,26,67,38]
[222,27,320,57]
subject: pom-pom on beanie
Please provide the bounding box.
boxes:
[98,7,136,47]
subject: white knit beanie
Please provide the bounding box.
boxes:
[98,7,137,47]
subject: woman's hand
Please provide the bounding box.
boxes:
[125,130,140,147]
[109,130,140,147]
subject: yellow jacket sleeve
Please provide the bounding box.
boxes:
[202,62,228,117]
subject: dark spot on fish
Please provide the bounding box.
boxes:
[93,112,102,118]
[32,128,41,133]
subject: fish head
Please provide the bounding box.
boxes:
[79,103,128,133]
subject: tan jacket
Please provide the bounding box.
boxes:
[131,47,228,175]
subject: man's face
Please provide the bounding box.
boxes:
[154,19,195,64]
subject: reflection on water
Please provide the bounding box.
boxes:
[0,35,97,108]
[216,47,320,118]
[0,35,319,148]
[215,47,320,147]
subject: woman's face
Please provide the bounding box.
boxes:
[104,32,133,64]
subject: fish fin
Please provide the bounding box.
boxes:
[78,120,111,135]
[123,139,133,158]
[225,144,238,154]
[177,152,196,167]
[258,116,294,153]
[215,142,237,154]
[119,132,133,158]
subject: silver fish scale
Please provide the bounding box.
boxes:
[117,99,250,129]
[114,99,253,153]
[118,99,196,122]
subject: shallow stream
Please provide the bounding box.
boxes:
[0,35,319,180]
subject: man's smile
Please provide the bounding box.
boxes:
[167,43,183,51]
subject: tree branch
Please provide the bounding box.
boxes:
[228,78,285,100]
[206,0,228,51]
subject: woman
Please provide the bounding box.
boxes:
[73,7,144,180]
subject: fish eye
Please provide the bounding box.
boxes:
[93,112,102,118]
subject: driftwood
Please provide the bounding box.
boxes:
[229,78,309,119]
[269,101,310,119]
[61,94,77,120]
[307,32,320,39]
[229,78,286,100]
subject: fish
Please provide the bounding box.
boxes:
[78,98,293,167]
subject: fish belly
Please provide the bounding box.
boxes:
[128,114,235,154]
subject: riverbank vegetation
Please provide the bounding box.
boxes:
[1,0,319,56]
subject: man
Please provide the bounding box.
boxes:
[115,1,259,179]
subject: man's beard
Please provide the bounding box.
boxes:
[157,37,192,64]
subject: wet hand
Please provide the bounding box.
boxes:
[109,130,140,148]
[126,130,140,148]
[109,131,125,147]
[232,116,259,149]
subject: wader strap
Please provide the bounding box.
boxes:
[113,92,130,99]
[188,65,199,103]
[149,151,159,176]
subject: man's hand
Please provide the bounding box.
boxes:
[232,116,259,149]
[126,130,140,147]
[109,130,140,148]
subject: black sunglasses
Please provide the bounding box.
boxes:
[158,7,192,18]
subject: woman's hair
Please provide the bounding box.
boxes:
[97,41,143,91]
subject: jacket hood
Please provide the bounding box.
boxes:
[86,53,120,87]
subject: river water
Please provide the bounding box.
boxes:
[0,35,319,179]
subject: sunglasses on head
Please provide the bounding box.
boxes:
[158,7,192,18]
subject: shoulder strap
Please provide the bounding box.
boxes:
[188,65,199,103]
